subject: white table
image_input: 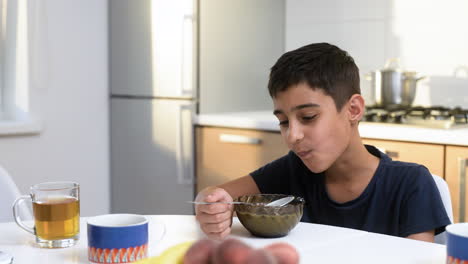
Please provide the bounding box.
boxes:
[0,215,447,263]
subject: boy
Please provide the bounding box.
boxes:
[194,43,450,242]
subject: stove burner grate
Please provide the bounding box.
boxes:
[363,105,468,128]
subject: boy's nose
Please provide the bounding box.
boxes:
[286,122,304,145]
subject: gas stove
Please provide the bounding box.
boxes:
[362,105,468,129]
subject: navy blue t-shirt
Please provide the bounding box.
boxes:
[250,145,451,237]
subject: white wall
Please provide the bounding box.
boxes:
[0,0,109,216]
[199,0,285,113]
[286,0,468,107]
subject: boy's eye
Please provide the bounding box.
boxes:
[302,115,317,121]
[278,120,289,127]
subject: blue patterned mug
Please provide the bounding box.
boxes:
[87,214,148,263]
[446,223,468,263]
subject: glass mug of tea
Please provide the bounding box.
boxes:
[12,181,80,248]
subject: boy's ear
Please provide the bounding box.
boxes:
[347,94,365,125]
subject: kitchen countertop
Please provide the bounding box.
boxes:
[195,111,468,147]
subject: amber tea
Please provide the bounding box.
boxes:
[33,196,80,240]
[13,181,80,248]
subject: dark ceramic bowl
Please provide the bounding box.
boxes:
[234,194,304,238]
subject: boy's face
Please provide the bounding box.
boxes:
[273,83,352,173]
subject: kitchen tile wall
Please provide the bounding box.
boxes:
[286,0,468,107]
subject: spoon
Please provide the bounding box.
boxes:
[189,196,295,207]
[264,196,295,207]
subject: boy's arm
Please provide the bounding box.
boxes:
[194,175,260,239]
[218,174,261,199]
[406,230,435,243]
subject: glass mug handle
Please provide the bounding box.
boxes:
[12,195,35,235]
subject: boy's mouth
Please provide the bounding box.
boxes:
[296,150,311,158]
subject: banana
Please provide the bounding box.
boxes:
[135,241,194,264]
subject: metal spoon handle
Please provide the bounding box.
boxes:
[187,201,246,205]
[188,196,294,207]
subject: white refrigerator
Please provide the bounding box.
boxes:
[110,0,284,214]
[110,0,197,214]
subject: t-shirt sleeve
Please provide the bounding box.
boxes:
[250,152,293,194]
[399,166,452,237]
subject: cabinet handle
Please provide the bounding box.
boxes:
[176,103,195,185]
[181,11,196,97]
[375,147,399,158]
[219,134,261,145]
[458,158,468,222]
[385,150,399,159]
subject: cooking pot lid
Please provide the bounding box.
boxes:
[403,71,418,76]
[383,58,402,71]
[381,68,403,73]
[381,58,420,77]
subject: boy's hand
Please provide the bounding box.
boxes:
[194,187,234,240]
[183,238,300,264]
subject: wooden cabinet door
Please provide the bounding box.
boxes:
[362,138,445,177]
[445,146,468,223]
[196,127,288,193]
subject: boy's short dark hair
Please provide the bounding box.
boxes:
[268,43,360,111]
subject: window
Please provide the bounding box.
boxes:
[0,0,41,135]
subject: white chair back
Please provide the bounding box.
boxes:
[0,166,26,222]
[432,174,453,244]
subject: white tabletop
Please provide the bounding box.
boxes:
[0,215,446,263]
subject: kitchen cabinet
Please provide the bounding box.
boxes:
[362,139,445,177]
[445,146,468,223]
[195,127,288,193]
[196,125,468,222]
[363,139,468,222]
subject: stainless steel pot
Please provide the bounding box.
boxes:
[367,59,425,107]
